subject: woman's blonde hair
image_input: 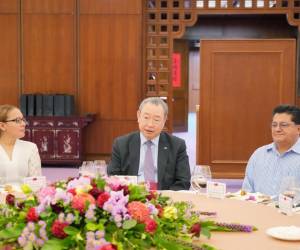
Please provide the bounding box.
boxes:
[0,104,18,122]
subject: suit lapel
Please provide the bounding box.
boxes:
[128,133,141,175]
[158,133,169,185]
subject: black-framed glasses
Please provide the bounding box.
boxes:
[4,117,27,124]
[271,122,295,129]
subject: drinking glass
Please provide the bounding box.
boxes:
[191,165,212,193]
[79,161,94,177]
[279,176,300,207]
[94,160,107,177]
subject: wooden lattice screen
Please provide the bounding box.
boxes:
[143,0,300,129]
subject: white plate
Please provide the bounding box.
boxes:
[266,226,300,241]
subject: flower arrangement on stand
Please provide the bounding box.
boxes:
[0,176,257,250]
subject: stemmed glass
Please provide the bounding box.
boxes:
[191,165,212,193]
[79,161,95,177]
[94,160,107,177]
[279,176,300,207]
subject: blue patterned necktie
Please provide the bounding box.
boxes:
[144,140,155,182]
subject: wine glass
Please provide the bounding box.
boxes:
[191,165,212,193]
[94,160,107,177]
[79,161,94,177]
[279,176,300,207]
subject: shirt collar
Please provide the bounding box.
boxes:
[267,137,300,154]
[140,133,160,147]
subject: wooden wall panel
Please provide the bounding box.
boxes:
[198,39,296,178]
[23,0,75,13]
[22,14,76,94]
[0,0,18,13]
[0,12,19,105]
[84,121,138,155]
[80,0,142,14]
[80,13,142,155]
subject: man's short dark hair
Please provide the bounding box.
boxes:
[272,104,300,124]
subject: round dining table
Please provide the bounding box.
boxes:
[162,191,300,250]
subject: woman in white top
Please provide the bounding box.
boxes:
[0,104,41,184]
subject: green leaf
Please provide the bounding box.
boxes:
[64,226,80,236]
[122,219,137,230]
[86,222,98,231]
[0,223,25,240]
[201,227,211,239]
[95,178,106,190]
[201,221,215,227]
[128,185,148,201]
[41,239,66,250]
[154,235,185,250]
[202,243,218,250]
[86,222,104,231]
[24,242,33,250]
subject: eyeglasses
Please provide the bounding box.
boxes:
[271,122,295,129]
[140,115,163,125]
[4,117,27,124]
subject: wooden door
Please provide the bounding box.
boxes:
[197,39,296,178]
[173,39,189,132]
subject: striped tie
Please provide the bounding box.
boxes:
[144,140,155,182]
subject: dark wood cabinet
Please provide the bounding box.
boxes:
[24,116,93,165]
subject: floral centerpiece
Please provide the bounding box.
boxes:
[0,176,256,250]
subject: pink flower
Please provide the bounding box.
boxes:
[127,201,150,223]
[96,192,110,208]
[71,193,95,213]
[37,186,56,203]
[26,207,39,222]
[144,218,157,233]
[51,220,69,239]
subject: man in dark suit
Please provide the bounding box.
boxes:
[108,97,191,190]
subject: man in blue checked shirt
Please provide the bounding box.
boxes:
[242,104,300,196]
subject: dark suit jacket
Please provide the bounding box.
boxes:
[108,131,191,190]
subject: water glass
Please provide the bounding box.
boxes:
[191,165,212,192]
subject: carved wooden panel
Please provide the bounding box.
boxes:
[24,116,93,165]
[56,129,80,159]
[32,129,56,160]
[144,0,300,132]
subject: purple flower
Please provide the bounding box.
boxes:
[18,236,27,247]
[216,222,256,232]
[102,190,129,225]
[66,213,75,224]
[95,230,105,239]
[147,203,158,215]
[52,188,72,205]
[36,238,45,247]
